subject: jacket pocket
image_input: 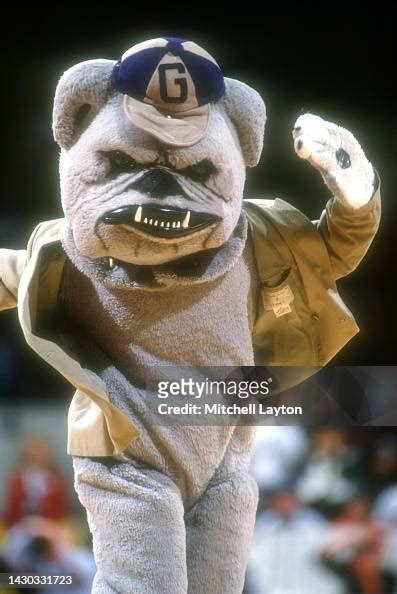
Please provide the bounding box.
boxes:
[254,268,318,365]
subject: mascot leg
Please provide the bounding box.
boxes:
[185,471,258,594]
[73,457,188,594]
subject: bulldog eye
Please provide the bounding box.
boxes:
[181,159,217,182]
[105,150,136,173]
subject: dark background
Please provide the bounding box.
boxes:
[0,14,395,399]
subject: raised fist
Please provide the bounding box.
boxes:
[293,113,375,209]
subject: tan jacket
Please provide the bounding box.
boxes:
[0,187,381,456]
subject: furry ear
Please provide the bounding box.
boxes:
[53,59,115,149]
[221,78,266,167]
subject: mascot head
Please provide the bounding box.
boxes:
[53,37,266,271]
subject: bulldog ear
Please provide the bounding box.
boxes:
[52,59,115,149]
[221,77,266,167]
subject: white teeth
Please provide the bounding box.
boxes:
[134,206,190,231]
[133,212,189,230]
[182,211,190,228]
[108,257,115,269]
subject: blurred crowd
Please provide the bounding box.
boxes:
[0,435,95,594]
[1,428,396,593]
[246,427,397,594]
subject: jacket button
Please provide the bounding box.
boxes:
[311,313,320,321]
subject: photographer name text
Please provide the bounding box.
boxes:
[157,402,303,416]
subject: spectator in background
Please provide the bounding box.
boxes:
[246,484,346,594]
[250,425,307,499]
[321,494,390,594]
[4,435,70,526]
[366,433,397,499]
[296,428,361,517]
[2,516,95,594]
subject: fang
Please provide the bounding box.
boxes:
[182,211,190,228]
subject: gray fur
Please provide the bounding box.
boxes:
[59,218,258,500]
[53,61,266,267]
[73,445,258,594]
[185,470,258,593]
[53,59,116,149]
[222,78,266,167]
[73,456,189,594]
[57,92,247,266]
[54,50,265,592]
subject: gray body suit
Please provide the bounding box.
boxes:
[61,218,259,594]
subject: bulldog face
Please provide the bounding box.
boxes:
[60,95,246,267]
[54,59,266,269]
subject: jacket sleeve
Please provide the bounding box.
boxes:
[317,173,381,280]
[0,248,27,311]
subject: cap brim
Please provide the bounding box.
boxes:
[123,96,210,148]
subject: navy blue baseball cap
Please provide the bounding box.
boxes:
[112,37,225,147]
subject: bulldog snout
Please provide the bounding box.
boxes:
[132,169,184,198]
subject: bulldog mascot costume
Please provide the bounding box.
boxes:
[0,37,380,593]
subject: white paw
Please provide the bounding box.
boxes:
[293,114,331,161]
[292,113,374,208]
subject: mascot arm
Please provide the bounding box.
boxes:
[0,249,27,311]
[316,184,380,280]
[293,113,381,280]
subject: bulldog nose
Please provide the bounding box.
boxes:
[132,168,183,198]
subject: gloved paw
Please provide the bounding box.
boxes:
[292,113,375,209]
